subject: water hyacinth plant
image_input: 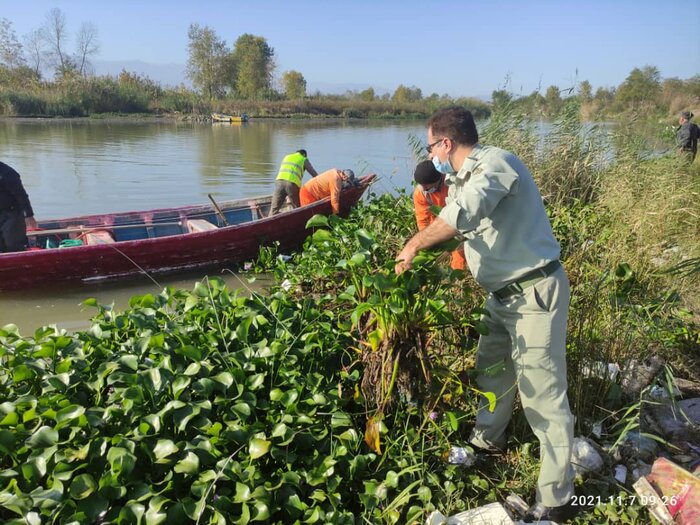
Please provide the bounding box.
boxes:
[0,265,490,524]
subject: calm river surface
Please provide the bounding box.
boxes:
[0,118,425,333]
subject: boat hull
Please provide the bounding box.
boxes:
[211,113,249,123]
[0,183,369,291]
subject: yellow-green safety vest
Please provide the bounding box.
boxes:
[275,152,306,187]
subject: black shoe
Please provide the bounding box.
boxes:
[470,444,504,468]
[523,497,581,523]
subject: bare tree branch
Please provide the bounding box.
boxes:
[23,29,45,76]
[75,22,99,76]
[41,7,69,73]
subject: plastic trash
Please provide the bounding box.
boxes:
[446,446,477,466]
[614,464,627,484]
[633,476,674,525]
[648,384,681,399]
[631,461,652,482]
[581,361,620,381]
[621,356,664,396]
[591,421,604,438]
[426,510,447,525]
[446,503,514,525]
[58,238,83,248]
[647,457,700,524]
[505,493,529,516]
[280,279,292,291]
[571,437,604,476]
[622,429,659,460]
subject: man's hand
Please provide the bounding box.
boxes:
[25,216,38,230]
[394,218,459,274]
[395,245,417,274]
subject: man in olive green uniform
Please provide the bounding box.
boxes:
[269,149,319,216]
[395,107,576,523]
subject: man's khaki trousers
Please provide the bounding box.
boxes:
[470,266,575,507]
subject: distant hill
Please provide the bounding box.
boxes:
[306,81,391,96]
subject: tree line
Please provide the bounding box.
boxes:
[494,67,700,120]
[0,12,697,119]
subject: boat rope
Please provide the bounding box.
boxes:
[104,244,163,288]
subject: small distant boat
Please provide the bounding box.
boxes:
[0,176,374,291]
[212,113,249,123]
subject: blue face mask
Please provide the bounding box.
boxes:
[432,154,455,175]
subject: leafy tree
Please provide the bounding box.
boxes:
[491,89,512,108]
[521,90,546,115]
[0,18,25,68]
[615,65,661,110]
[232,34,274,99]
[544,85,563,116]
[391,84,422,104]
[359,86,375,102]
[578,80,593,103]
[281,70,306,99]
[686,74,700,99]
[186,24,229,100]
[75,22,99,76]
[662,77,684,98]
[594,87,614,104]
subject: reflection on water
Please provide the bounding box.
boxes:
[0,118,427,333]
[0,268,272,336]
[0,118,425,218]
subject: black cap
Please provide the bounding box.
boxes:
[414,160,442,185]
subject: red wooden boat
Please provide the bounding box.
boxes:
[0,176,374,291]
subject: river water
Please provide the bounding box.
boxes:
[0,118,426,333]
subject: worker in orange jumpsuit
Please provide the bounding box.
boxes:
[300,168,355,214]
[412,160,466,270]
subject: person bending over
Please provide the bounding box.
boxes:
[413,159,466,271]
[300,168,356,214]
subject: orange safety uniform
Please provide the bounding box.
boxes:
[413,176,466,271]
[300,168,344,214]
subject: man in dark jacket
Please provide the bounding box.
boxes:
[676,111,700,160]
[0,161,37,252]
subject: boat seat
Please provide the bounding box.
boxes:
[185,219,219,233]
[83,229,116,245]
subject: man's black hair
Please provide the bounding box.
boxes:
[427,106,479,146]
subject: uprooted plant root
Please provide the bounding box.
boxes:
[360,336,432,411]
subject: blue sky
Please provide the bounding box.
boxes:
[3,0,699,97]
